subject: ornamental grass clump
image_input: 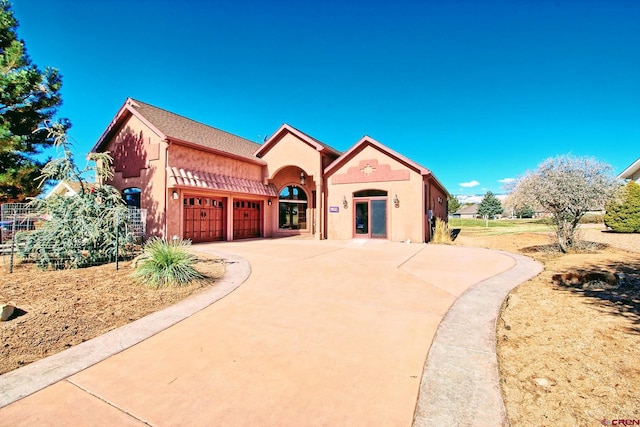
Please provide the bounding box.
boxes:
[132,237,203,287]
[431,217,453,244]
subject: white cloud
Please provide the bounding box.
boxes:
[459,180,480,188]
[498,178,515,184]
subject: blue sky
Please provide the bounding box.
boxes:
[11,0,640,197]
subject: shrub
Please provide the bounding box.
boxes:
[431,217,452,244]
[132,238,203,287]
[17,123,136,269]
[579,213,605,224]
[507,155,618,252]
[514,205,536,219]
[19,188,134,269]
[605,181,640,233]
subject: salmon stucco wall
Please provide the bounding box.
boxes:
[423,178,448,241]
[165,188,276,241]
[260,132,328,237]
[326,145,425,242]
[165,143,265,240]
[260,133,324,182]
[269,166,316,235]
[168,144,263,181]
[103,113,167,238]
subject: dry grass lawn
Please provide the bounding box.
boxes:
[454,226,640,426]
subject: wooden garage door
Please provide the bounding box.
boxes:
[233,200,261,240]
[183,196,225,242]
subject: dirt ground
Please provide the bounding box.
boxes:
[454,226,640,426]
[0,252,225,375]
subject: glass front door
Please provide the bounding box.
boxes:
[370,199,387,238]
[354,199,387,238]
[355,202,369,235]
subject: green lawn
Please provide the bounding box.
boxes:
[448,217,554,236]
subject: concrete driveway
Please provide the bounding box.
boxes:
[0,238,541,426]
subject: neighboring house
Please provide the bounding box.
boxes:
[452,204,478,219]
[91,98,449,243]
[618,157,640,182]
[44,180,97,198]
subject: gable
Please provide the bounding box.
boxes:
[330,157,412,184]
[619,156,640,181]
[325,138,426,184]
[257,124,341,158]
[259,127,336,180]
[325,136,430,178]
[102,113,163,179]
[93,98,264,165]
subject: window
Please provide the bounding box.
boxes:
[279,185,308,230]
[122,187,141,208]
[354,189,387,198]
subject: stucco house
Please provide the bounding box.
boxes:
[451,204,478,219]
[44,180,97,198]
[91,98,448,243]
[619,157,640,182]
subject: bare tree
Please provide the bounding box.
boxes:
[507,155,618,253]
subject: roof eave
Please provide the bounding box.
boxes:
[91,98,167,153]
[324,135,430,177]
[618,156,640,180]
[44,181,73,199]
[256,124,341,158]
[423,171,450,197]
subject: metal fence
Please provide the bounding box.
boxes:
[1,203,147,272]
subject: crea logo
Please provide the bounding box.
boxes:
[602,420,640,426]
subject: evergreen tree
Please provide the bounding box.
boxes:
[477,191,504,219]
[514,205,536,218]
[447,195,461,214]
[0,0,68,202]
[19,124,134,269]
[604,181,640,233]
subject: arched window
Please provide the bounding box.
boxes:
[279,185,307,230]
[122,187,141,208]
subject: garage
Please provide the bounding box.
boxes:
[233,199,261,239]
[183,196,225,242]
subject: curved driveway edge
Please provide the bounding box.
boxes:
[413,250,543,426]
[0,252,250,409]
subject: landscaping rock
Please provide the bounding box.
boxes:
[1,304,15,321]
[534,377,551,387]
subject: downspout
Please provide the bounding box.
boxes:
[425,176,431,242]
[423,176,427,242]
[163,140,170,239]
[318,155,324,240]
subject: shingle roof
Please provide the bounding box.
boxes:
[454,204,479,215]
[129,99,262,162]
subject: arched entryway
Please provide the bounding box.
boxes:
[279,185,308,230]
[353,189,387,238]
